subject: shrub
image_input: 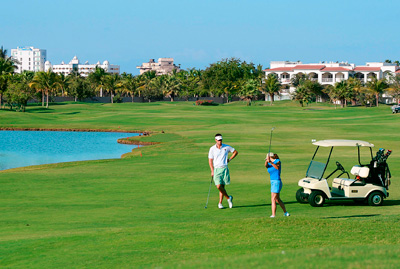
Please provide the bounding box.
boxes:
[195,100,219,106]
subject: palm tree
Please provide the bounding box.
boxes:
[87,66,107,97]
[58,73,70,97]
[137,71,157,98]
[292,84,313,107]
[387,73,400,103]
[239,79,260,106]
[262,74,281,105]
[0,47,18,109]
[161,74,180,102]
[119,74,138,102]
[366,78,388,107]
[103,73,122,103]
[29,70,59,108]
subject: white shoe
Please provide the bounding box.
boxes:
[270,215,275,218]
[218,203,224,209]
[284,212,290,217]
[227,196,233,208]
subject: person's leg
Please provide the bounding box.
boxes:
[276,193,287,213]
[271,192,277,216]
[217,184,229,203]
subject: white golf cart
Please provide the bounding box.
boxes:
[296,140,392,207]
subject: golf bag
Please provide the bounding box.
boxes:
[366,149,392,189]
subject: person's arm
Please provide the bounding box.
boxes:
[269,160,280,170]
[228,150,238,163]
[209,158,214,177]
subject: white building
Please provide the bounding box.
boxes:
[137,58,180,75]
[264,61,400,102]
[265,61,399,85]
[46,56,120,77]
[11,46,47,73]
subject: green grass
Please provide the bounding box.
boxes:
[1,101,399,268]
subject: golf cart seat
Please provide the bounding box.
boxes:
[350,165,369,186]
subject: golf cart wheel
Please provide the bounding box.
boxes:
[296,188,308,203]
[309,191,325,207]
[367,191,384,206]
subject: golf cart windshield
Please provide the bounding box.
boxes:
[306,160,326,179]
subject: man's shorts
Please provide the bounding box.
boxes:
[214,167,230,185]
[270,180,282,193]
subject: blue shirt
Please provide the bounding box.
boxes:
[267,159,281,181]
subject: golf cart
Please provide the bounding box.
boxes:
[296,140,392,207]
[391,104,400,113]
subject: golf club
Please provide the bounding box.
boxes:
[204,176,213,209]
[268,127,275,155]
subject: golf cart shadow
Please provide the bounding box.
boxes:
[323,199,400,207]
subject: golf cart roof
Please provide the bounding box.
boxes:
[312,140,374,147]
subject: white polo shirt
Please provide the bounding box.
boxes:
[208,144,235,168]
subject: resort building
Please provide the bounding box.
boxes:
[264,61,400,102]
[265,61,399,86]
[45,56,120,77]
[11,46,47,73]
[137,58,180,75]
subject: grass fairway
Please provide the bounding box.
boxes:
[1,101,399,268]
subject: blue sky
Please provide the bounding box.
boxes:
[2,0,400,74]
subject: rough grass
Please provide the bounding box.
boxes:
[0,101,399,268]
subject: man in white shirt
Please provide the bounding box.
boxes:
[208,133,238,209]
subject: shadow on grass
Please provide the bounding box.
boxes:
[323,214,380,219]
[324,199,400,207]
[234,201,298,208]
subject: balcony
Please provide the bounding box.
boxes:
[322,78,333,82]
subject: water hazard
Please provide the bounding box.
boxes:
[0,130,139,170]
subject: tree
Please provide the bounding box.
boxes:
[103,73,122,103]
[239,79,260,106]
[0,46,17,109]
[68,73,94,101]
[4,73,35,112]
[262,74,281,105]
[119,73,139,102]
[366,78,389,107]
[58,73,70,97]
[29,70,59,108]
[292,84,313,107]
[387,73,400,103]
[87,66,107,97]
[137,71,157,99]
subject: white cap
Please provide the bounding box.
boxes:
[215,135,223,141]
[265,152,274,159]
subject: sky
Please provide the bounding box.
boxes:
[1,0,400,75]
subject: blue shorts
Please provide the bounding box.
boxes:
[271,180,282,193]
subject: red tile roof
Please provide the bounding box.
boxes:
[292,65,325,70]
[264,67,294,72]
[353,67,381,72]
[321,67,352,72]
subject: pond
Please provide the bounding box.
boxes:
[0,130,139,170]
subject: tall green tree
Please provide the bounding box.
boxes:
[29,70,59,108]
[366,78,389,107]
[239,78,260,106]
[262,74,281,105]
[119,73,139,102]
[87,67,107,97]
[4,72,35,112]
[0,46,17,108]
[292,84,313,107]
[103,73,122,103]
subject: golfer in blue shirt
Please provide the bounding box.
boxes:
[265,152,290,218]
